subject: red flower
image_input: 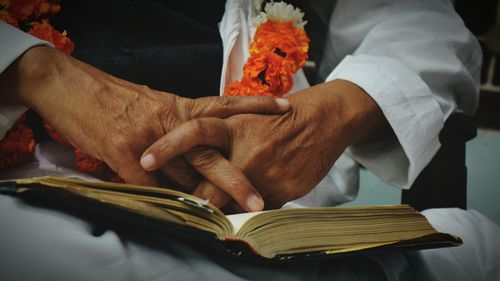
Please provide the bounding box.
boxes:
[4,0,60,21]
[250,21,309,72]
[0,10,20,27]
[0,114,36,169]
[225,20,309,98]
[74,149,108,175]
[43,122,71,146]
[29,19,74,55]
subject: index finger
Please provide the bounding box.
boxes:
[185,148,263,212]
[189,96,290,119]
[140,118,230,171]
[140,118,264,212]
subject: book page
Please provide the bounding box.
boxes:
[226,211,267,233]
[0,176,235,237]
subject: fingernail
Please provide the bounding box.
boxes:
[247,194,264,212]
[140,154,156,170]
[276,98,290,111]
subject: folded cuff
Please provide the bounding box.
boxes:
[326,55,444,189]
[0,21,52,139]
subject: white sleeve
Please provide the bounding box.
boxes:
[0,21,51,139]
[323,0,481,189]
[417,208,500,281]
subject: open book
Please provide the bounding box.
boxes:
[0,176,461,261]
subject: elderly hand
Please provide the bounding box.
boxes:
[141,80,391,211]
[0,46,290,211]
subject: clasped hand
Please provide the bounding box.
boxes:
[0,46,290,212]
[1,47,389,213]
[142,80,389,212]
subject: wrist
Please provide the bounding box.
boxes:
[331,79,391,145]
[17,46,63,111]
[290,79,391,147]
[0,46,61,110]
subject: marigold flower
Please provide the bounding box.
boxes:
[225,2,309,98]
[250,21,308,71]
[0,114,35,169]
[43,122,71,146]
[74,149,108,175]
[6,0,60,21]
[29,19,74,55]
[0,9,19,27]
[44,122,116,178]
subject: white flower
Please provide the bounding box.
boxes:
[253,12,268,27]
[253,0,266,14]
[254,1,307,28]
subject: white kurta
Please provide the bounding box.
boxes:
[219,0,481,207]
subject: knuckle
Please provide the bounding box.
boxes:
[175,171,200,188]
[265,166,282,181]
[254,96,271,105]
[198,186,226,207]
[190,119,212,139]
[111,134,133,151]
[138,84,151,92]
[157,104,181,130]
[188,149,220,170]
[134,125,154,141]
[226,117,246,139]
[188,120,203,138]
[190,118,204,130]
[95,82,113,97]
[151,102,166,116]
[215,96,236,109]
[252,140,275,162]
[161,160,201,188]
[177,96,192,121]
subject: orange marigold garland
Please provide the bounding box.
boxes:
[0,0,60,21]
[0,0,119,180]
[0,113,35,169]
[225,2,309,98]
[0,9,18,27]
[29,18,74,54]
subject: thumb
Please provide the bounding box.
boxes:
[107,157,159,187]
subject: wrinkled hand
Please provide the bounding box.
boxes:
[0,46,290,211]
[142,80,391,211]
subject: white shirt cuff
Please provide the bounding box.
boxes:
[326,54,444,189]
[0,21,52,139]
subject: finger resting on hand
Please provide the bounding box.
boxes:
[141,118,229,171]
[115,163,159,186]
[186,148,264,212]
[193,180,231,208]
[191,96,290,118]
[158,157,201,192]
[221,201,247,214]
